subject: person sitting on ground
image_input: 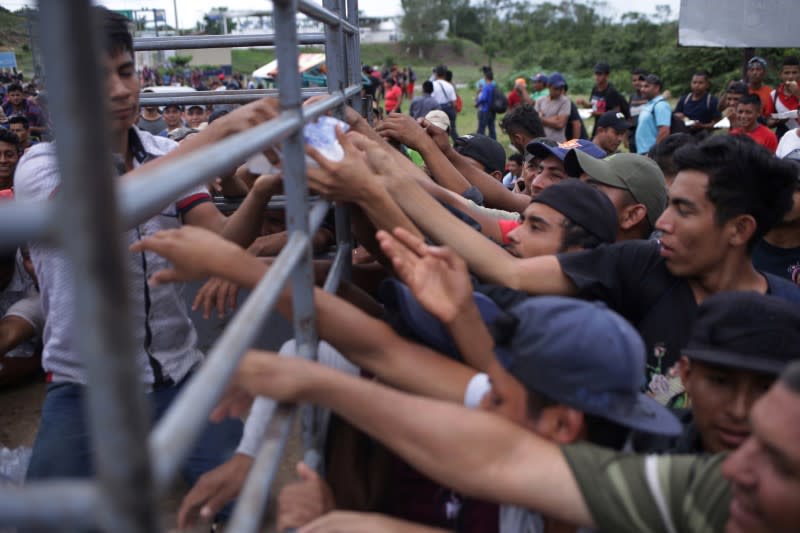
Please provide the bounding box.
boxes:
[564,150,667,241]
[7,116,37,152]
[646,133,698,188]
[730,94,778,152]
[501,153,523,189]
[591,111,629,154]
[634,291,800,453]
[409,80,440,120]
[673,70,721,138]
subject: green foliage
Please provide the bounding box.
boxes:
[169,54,193,68]
[400,0,446,58]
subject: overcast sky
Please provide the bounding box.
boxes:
[2,0,681,29]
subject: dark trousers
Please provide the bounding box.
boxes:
[477,110,496,140]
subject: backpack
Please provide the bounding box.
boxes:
[455,94,463,113]
[490,85,508,114]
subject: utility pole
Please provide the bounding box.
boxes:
[153,8,159,36]
[173,0,179,33]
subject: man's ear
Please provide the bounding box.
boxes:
[619,203,648,230]
[727,214,757,248]
[491,170,504,181]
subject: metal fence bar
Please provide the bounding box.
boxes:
[225,402,296,533]
[298,0,358,35]
[38,2,159,532]
[345,0,363,116]
[149,231,309,487]
[138,84,361,108]
[322,244,349,293]
[134,32,326,51]
[0,200,56,251]
[0,482,99,530]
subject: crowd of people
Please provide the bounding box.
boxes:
[1,7,800,533]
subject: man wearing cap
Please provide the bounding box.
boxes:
[564,150,666,241]
[529,73,549,101]
[158,103,185,137]
[591,111,629,154]
[747,56,773,118]
[636,291,800,453]
[576,62,628,138]
[185,104,208,129]
[534,73,571,142]
[525,138,606,197]
[409,80,441,120]
[454,134,506,181]
[635,74,671,154]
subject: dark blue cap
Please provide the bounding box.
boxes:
[526,138,606,162]
[548,72,567,88]
[382,283,682,436]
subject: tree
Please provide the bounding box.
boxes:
[400,0,445,59]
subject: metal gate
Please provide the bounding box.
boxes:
[0,0,361,530]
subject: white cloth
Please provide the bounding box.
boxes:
[777,127,800,158]
[770,90,800,131]
[431,79,456,106]
[14,130,209,387]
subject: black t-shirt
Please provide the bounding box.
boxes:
[568,101,588,140]
[557,240,800,392]
[752,239,800,282]
[589,84,628,137]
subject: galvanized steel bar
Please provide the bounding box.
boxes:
[134,32,326,50]
[140,88,327,107]
[322,244,349,293]
[298,0,357,35]
[149,231,310,488]
[225,403,297,533]
[38,2,159,532]
[0,482,99,530]
[0,200,56,251]
[345,0,363,116]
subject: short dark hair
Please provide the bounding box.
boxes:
[484,70,494,81]
[0,128,20,148]
[6,83,23,94]
[445,70,453,82]
[782,56,799,68]
[782,360,800,394]
[558,218,604,252]
[631,67,648,81]
[693,70,711,81]
[500,103,545,138]
[508,153,524,165]
[647,133,698,177]
[422,80,434,94]
[95,6,134,58]
[8,116,29,129]
[384,78,395,86]
[738,93,762,109]
[673,135,797,248]
[727,81,749,96]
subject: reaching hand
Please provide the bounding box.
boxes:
[192,276,240,319]
[374,113,431,151]
[376,227,474,325]
[129,226,247,286]
[177,453,253,529]
[305,127,381,203]
[277,462,336,531]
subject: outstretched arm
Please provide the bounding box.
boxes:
[214,352,594,528]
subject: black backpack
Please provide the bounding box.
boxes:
[490,85,508,114]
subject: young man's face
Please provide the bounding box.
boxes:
[655,170,734,278]
[726,92,743,109]
[103,50,139,135]
[690,75,709,95]
[508,160,522,177]
[0,140,19,183]
[163,106,183,129]
[506,202,568,258]
[747,64,766,85]
[736,103,760,130]
[640,81,660,100]
[594,127,626,154]
[185,107,206,128]
[721,383,800,533]
[594,72,609,86]
[631,74,644,92]
[780,64,800,83]
[530,155,567,197]
[532,80,545,91]
[548,86,564,99]
[8,123,28,144]
[7,90,24,107]
[680,358,773,453]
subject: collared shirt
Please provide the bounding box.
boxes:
[635,95,671,154]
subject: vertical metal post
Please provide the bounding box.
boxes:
[38,2,157,532]
[346,0,363,116]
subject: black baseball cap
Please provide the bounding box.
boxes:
[596,111,629,132]
[455,134,506,174]
[531,178,617,244]
[683,292,800,375]
[593,62,611,74]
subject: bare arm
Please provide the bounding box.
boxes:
[540,113,569,131]
[222,353,594,528]
[656,125,670,145]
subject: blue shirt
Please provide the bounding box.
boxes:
[476,81,496,113]
[635,95,671,154]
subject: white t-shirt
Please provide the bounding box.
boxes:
[776,128,800,158]
[770,90,800,130]
[432,79,456,106]
[14,130,210,387]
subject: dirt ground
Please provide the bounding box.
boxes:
[0,378,303,533]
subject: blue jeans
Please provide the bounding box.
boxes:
[26,378,243,516]
[477,110,496,140]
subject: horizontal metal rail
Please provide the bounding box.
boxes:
[0,481,98,530]
[134,32,326,51]
[149,230,309,488]
[0,200,56,250]
[140,88,329,107]
[298,0,357,35]
[225,403,296,532]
